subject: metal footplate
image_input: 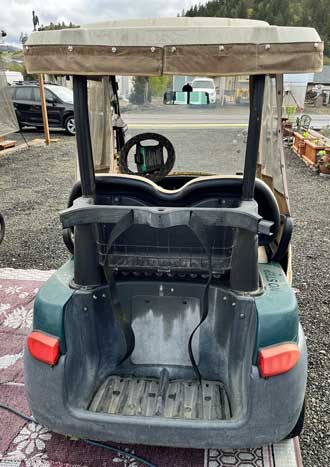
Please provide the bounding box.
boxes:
[89,371,231,420]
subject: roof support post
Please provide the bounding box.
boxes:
[72,76,101,287]
[230,75,265,293]
[73,75,96,197]
[242,75,265,200]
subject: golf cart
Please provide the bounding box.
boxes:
[23,18,323,449]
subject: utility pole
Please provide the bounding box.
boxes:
[31,11,50,145]
[38,74,51,145]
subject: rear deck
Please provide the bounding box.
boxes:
[89,373,231,420]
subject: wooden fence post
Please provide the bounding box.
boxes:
[38,74,50,145]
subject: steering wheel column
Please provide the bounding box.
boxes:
[118,133,176,182]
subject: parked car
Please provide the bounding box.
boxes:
[10,83,75,135]
[5,70,24,85]
[192,77,217,104]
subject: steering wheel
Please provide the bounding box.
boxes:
[118,133,176,182]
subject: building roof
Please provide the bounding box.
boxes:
[313,65,330,84]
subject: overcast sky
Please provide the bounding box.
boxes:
[1,0,202,46]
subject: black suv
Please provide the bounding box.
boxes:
[10,83,75,135]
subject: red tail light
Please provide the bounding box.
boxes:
[27,331,60,366]
[258,343,300,378]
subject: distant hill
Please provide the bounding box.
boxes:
[0,48,26,77]
[0,45,21,53]
[184,0,330,57]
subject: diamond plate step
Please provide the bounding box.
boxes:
[89,372,231,421]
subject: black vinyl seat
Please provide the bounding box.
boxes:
[63,175,280,283]
[69,175,281,247]
[65,174,280,281]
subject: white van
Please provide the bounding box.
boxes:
[5,71,24,85]
[192,77,217,104]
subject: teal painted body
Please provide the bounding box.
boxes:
[255,262,299,362]
[33,260,74,352]
[32,260,298,361]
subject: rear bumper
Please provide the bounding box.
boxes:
[24,325,307,449]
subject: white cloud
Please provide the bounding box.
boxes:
[0,0,202,46]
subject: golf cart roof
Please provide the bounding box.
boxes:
[24,17,323,76]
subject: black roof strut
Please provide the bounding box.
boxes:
[242,75,266,201]
[73,75,96,198]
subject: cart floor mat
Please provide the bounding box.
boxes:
[89,374,231,420]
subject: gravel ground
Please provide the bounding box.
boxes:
[0,127,329,466]
[0,130,75,269]
[286,151,330,465]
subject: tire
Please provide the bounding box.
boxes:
[285,400,305,439]
[15,111,22,131]
[0,212,5,244]
[64,115,76,135]
[62,228,74,255]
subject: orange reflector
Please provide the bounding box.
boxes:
[258,343,300,378]
[27,331,60,366]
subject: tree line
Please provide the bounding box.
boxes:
[183,0,330,57]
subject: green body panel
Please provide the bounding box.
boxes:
[33,260,74,353]
[32,259,297,362]
[254,262,299,362]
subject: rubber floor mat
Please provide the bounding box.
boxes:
[89,373,231,420]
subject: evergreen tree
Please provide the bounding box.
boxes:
[19,32,28,45]
[38,21,78,32]
[129,77,151,105]
[184,0,328,56]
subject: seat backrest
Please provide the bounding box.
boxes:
[69,175,280,246]
[62,176,279,291]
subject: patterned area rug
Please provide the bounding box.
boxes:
[0,268,303,467]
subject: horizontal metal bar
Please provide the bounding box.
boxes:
[60,204,272,235]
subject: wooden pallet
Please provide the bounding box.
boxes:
[0,139,16,150]
[292,129,330,171]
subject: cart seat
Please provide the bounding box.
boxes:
[66,175,280,278]
[69,174,281,248]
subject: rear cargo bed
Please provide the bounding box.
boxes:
[89,373,231,421]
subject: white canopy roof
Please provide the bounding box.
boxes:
[24,17,323,76]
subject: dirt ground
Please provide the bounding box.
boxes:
[0,128,329,466]
[304,102,330,115]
